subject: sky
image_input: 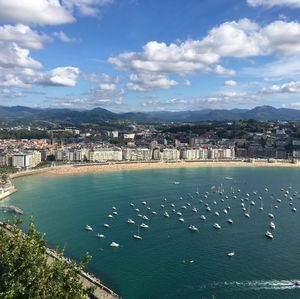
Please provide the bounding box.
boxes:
[1,0,300,112]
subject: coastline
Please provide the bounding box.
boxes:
[12,160,300,177]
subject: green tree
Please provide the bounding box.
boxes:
[0,218,92,299]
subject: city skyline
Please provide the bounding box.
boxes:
[1,0,300,112]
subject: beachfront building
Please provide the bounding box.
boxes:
[162,148,180,161]
[208,147,235,160]
[122,148,152,161]
[12,151,41,169]
[181,148,209,160]
[89,148,122,162]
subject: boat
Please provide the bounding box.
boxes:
[224,176,233,180]
[186,203,191,207]
[112,211,118,215]
[164,211,170,218]
[188,225,198,232]
[270,221,276,229]
[227,251,235,257]
[103,223,110,228]
[85,225,93,231]
[276,199,281,203]
[130,203,134,207]
[142,215,149,221]
[192,208,197,213]
[108,214,113,218]
[112,206,117,210]
[181,205,187,209]
[96,233,105,238]
[215,211,219,216]
[200,215,206,220]
[265,231,273,239]
[177,211,182,216]
[161,204,165,208]
[250,201,255,206]
[294,280,300,286]
[127,218,135,224]
[147,206,151,210]
[292,207,297,212]
[174,181,180,185]
[244,212,250,218]
[268,213,274,219]
[213,201,217,205]
[152,211,157,215]
[110,242,119,247]
[135,208,140,212]
[140,223,149,229]
[170,203,175,208]
[213,223,221,229]
[223,209,228,214]
[133,226,142,240]
[206,206,211,212]
[142,201,147,205]
[179,217,184,223]
[227,219,233,224]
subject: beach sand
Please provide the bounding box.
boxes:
[37,160,300,177]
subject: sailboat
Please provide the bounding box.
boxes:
[244,204,250,218]
[268,206,274,219]
[259,197,264,211]
[133,225,142,240]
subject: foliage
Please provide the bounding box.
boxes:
[0,130,50,140]
[0,218,92,299]
[0,167,17,174]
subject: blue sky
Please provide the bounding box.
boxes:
[1,0,300,112]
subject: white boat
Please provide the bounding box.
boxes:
[265,231,273,239]
[142,215,149,221]
[142,201,147,205]
[293,280,300,287]
[112,206,117,210]
[179,217,184,223]
[135,208,140,212]
[268,213,274,219]
[192,208,198,213]
[127,218,135,224]
[186,203,191,207]
[140,223,149,229]
[108,214,113,218]
[224,176,233,180]
[227,219,233,224]
[164,211,170,218]
[133,226,142,240]
[170,203,175,208]
[221,199,224,202]
[227,251,235,257]
[242,207,246,211]
[147,206,151,210]
[244,213,250,218]
[112,211,118,215]
[177,211,182,216]
[96,233,104,238]
[215,211,219,216]
[200,215,206,220]
[274,205,278,209]
[103,223,110,228]
[110,241,119,247]
[152,211,157,215]
[270,221,275,229]
[188,225,198,232]
[174,181,180,185]
[223,209,228,214]
[213,223,221,229]
[181,205,187,209]
[292,207,297,212]
[161,204,165,208]
[250,201,255,206]
[206,206,211,212]
[213,201,217,205]
[85,225,93,231]
[276,199,281,203]
[130,203,134,207]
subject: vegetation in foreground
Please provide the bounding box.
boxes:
[0,218,92,299]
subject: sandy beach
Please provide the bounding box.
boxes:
[28,160,300,177]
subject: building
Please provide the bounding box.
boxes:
[181,148,208,160]
[89,148,122,162]
[12,151,41,169]
[122,148,151,161]
[162,148,180,161]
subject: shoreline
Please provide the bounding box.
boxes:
[10,160,300,178]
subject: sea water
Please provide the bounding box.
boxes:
[1,167,300,299]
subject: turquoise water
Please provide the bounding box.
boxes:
[1,167,300,299]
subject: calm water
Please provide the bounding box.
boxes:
[1,167,300,299]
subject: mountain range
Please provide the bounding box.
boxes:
[1,105,300,124]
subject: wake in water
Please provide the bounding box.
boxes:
[214,279,299,290]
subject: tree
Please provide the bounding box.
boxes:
[0,218,92,299]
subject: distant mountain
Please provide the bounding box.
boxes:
[0,105,300,124]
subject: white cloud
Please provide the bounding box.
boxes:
[0,24,51,49]
[261,80,300,94]
[53,31,77,43]
[184,79,191,86]
[0,0,75,25]
[225,80,237,86]
[62,0,114,17]
[109,18,300,86]
[0,42,42,69]
[35,66,80,87]
[247,0,300,8]
[127,73,178,91]
[0,74,30,88]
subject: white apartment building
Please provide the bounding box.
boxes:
[122,148,151,161]
[89,148,122,162]
[162,148,180,161]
